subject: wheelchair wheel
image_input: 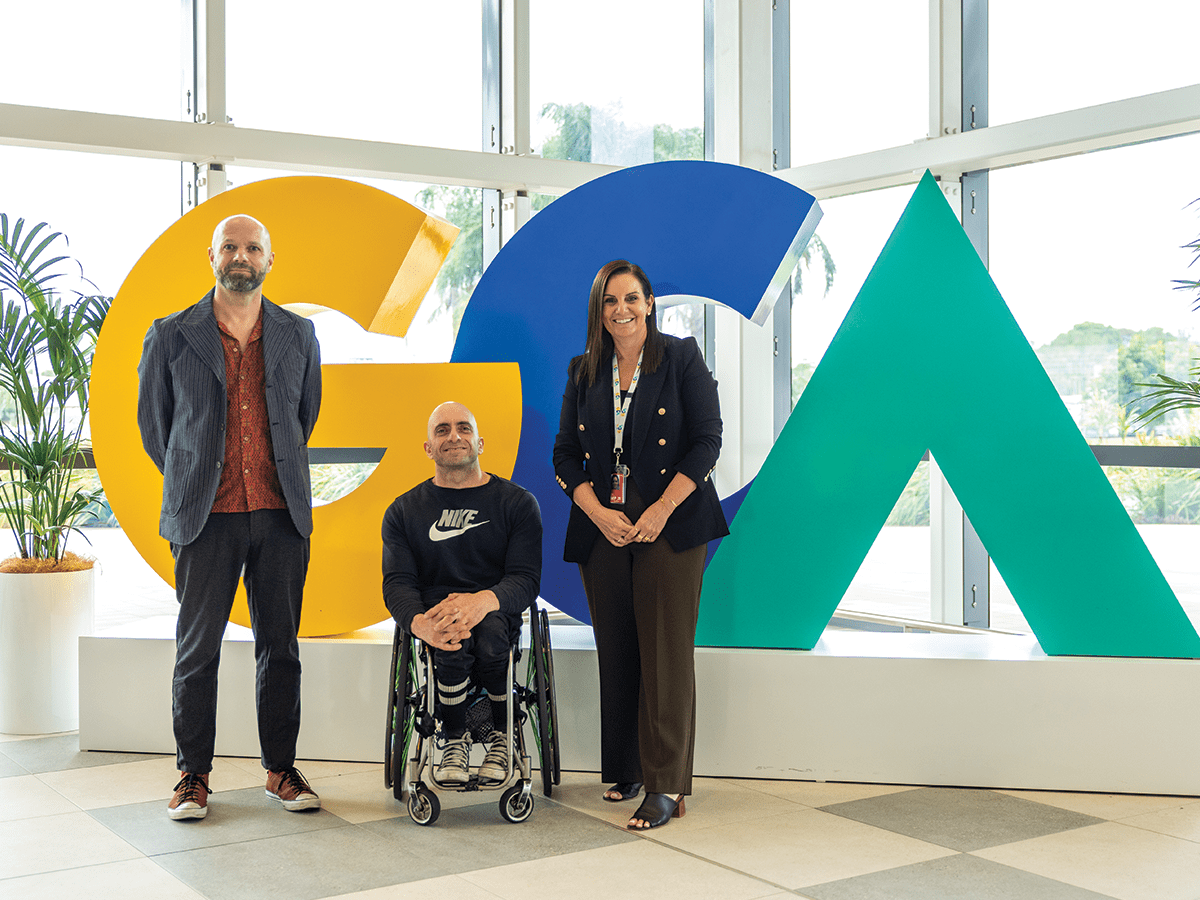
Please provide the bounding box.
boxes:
[408,784,440,826]
[384,628,417,799]
[499,783,534,823]
[529,608,561,797]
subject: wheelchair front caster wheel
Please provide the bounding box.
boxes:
[408,785,440,826]
[499,784,534,823]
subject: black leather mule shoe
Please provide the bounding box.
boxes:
[627,792,685,829]
[603,782,643,802]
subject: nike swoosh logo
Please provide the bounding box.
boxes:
[428,520,491,542]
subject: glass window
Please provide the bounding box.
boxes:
[791,184,913,404]
[835,463,931,625]
[0,147,181,300]
[991,0,1200,126]
[530,0,703,165]
[1,1,180,119]
[659,301,704,348]
[789,0,928,166]
[990,135,1200,445]
[226,1,482,150]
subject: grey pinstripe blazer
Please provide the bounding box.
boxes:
[136,290,322,545]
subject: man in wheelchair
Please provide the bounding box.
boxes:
[382,401,542,785]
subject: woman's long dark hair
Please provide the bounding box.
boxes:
[572,259,664,387]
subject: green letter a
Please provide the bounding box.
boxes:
[698,171,1200,658]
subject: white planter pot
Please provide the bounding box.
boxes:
[0,567,95,734]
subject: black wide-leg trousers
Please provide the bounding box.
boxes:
[171,509,309,774]
[580,482,706,796]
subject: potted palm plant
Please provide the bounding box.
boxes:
[0,214,110,733]
[1133,207,1200,427]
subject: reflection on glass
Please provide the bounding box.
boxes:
[530,0,702,165]
[991,0,1200,126]
[227,1,482,150]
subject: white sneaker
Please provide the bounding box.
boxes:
[436,732,471,784]
[478,730,509,783]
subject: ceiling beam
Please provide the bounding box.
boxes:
[780,83,1200,199]
[0,102,617,195]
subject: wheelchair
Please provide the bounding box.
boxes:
[384,607,561,825]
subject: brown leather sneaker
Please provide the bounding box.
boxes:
[167,772,210,820]
[265,766,321,811]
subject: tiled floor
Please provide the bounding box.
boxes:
[4,733,1200,900]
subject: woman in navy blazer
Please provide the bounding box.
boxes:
[553,260,728,830]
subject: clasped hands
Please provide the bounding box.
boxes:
[409,590,499,651]
[592,501,671,548]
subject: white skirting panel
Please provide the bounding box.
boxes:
[79,622,1200,796]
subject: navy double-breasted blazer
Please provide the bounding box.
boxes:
[553,334,729,563]
[136,291,322,545]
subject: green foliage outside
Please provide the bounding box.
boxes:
[310,463,378,505]
[885,462,930,526]
[415,185,483,334]
[538,101,703,166]
[1128,203,1200,430]
[1038,320,1197,438]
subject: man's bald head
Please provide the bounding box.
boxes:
[211,215,271,254]
[426,401,478,442]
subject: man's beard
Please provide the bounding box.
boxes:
[216,263,266,293]
[436,446,477,468]
[436,450,478,469]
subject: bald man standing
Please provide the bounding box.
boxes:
[138,215,322,820]
[382,401,542,786]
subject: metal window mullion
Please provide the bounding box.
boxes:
[499,0,530,245]
[195,0,226,127]
[193,0,227,201]
[772,0,791,439]
[483,0,502,268]
[961,0,987,134]
[703,0,716,367]
[959,0,989,629]
[181,0,197,214]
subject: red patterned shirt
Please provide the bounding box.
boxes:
[210,312,287,514]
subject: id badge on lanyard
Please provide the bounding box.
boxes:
[610,453,629,506]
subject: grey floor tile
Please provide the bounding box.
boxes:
[0,748,31,777]
[88,786,347,855]
[802,854,1119,900]
[362,795,637,872]
[0,733,165,774]
[820,788,1104,852]
[153,823,449,900]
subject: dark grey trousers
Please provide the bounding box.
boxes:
[171,509,309,773]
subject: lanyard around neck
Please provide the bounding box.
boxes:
[611,348,644,463]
